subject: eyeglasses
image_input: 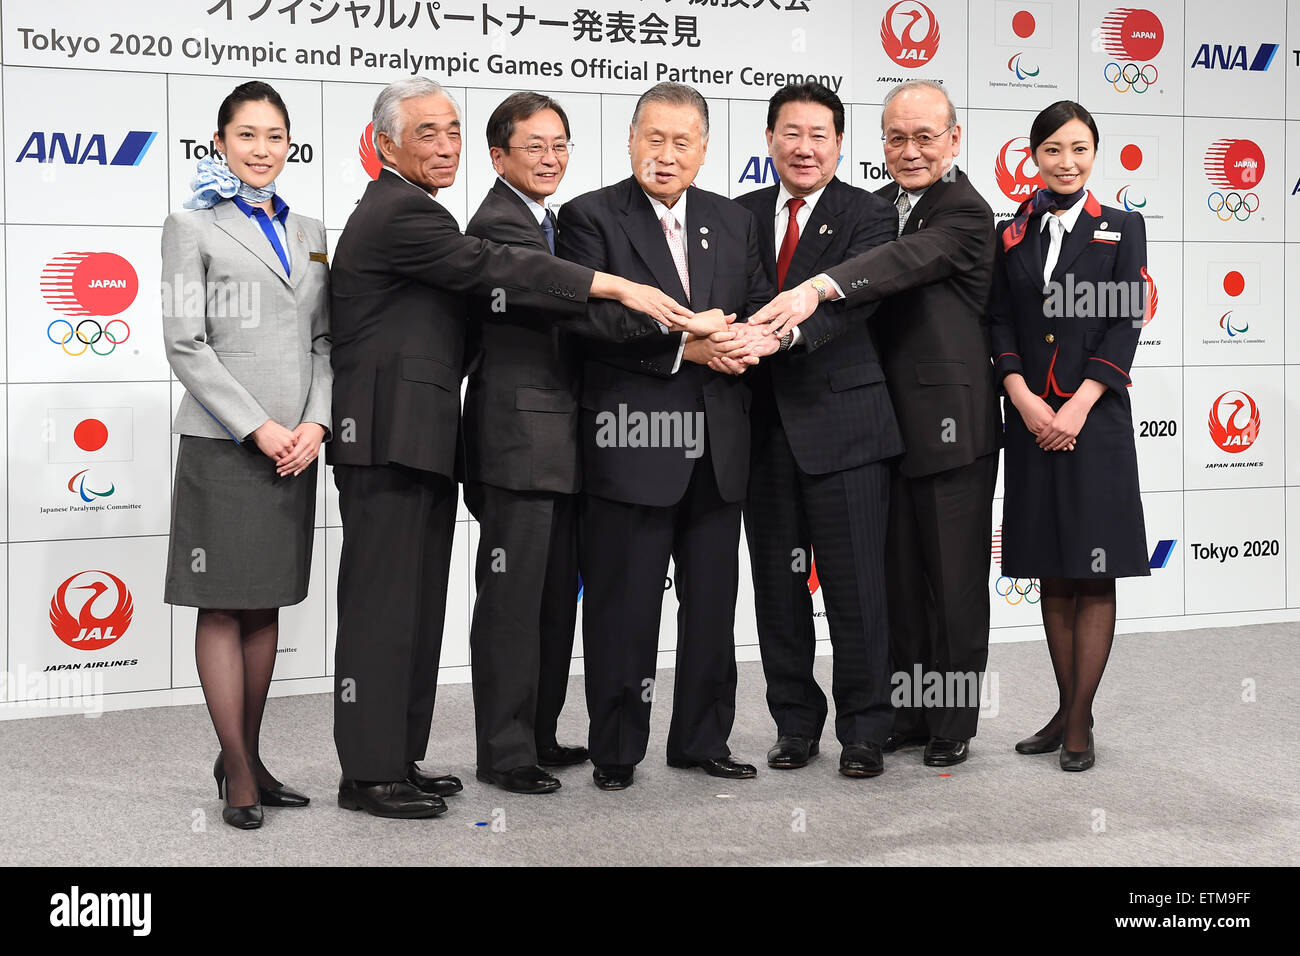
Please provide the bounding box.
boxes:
[508,142,573,158]
[881,125,954,151]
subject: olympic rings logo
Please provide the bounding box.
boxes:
[47,318,131,356]
[995,576,1041,606]
[1103,62,1158,93]
[1207,191,1260,222]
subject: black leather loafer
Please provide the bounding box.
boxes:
[476,765,561,794]
[537,742,590,766]
[881,732,929,753]
[766,735,819,769]
[923,737,969,767]
[1015,730,1064,755]
[338,779,447,818]
[839,741,884,778]
[1059,731,1096,772]
[406,762,463,797]
[593,764,634,790]
[667,756,757,779]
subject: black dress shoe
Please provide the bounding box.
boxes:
[766,735,819,769]
[406,762,463,797]
[923,737,969,767]
[215,769,264,830]
[881,732,929,753]
[215,752,309,808]
[593,764,634,791]
[537,742,590,767]
[1059,731,1096,772]
[1015,730,1064,755]
[839,741,884,778]
[666,756,758,779]
[338,779,447,818]
[476,765,561,794]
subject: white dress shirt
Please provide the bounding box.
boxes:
[1039,190,1089,287]
[642,188,690,374]
[771,182,831,346]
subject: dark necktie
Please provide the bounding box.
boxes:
[776,197,805,291]
[541,211,556,254]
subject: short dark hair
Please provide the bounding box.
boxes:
[766,83,845,136]
[217,81,290,140]
[486,92,570,151]
[1029,100,1099,155]
[631,82,709,137]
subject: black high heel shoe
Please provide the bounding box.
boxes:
[214,753,310,808]
[1059,730,1096,772]
[213,756,263,829]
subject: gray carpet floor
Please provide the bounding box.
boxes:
[2,622,1296,866]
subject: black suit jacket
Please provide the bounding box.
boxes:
[328,169,653,478]
[990,194,1146,399]
[736,177,904,475]
[557,176,775,506]
[825,167,1000,478]
[462,179,586,493]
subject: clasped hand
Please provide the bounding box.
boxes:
[251,420,326,476]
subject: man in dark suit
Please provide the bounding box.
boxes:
[735,83,903,779]
[461,92,592,794]
[751,79,1000,768]
[556,82,774,791]
[329,77,710,819]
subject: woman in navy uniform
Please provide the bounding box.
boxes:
[989,101,1149,771]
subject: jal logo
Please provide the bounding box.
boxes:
[359,122,382,180]
[1099,7,1164,61]
[807,557,820,596]
[14,130,157,165]
[1140,266,1157,328]
[1190,43,1279,72]
[42,252,138,317]
[49,570,134,651]
[1208,390,1260,453]
[994,137,1044,201]
[881,1,940,68]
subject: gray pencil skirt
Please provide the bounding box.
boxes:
[164,435,317,609]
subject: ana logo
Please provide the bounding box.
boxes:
[49,570,134,650]
[738,155,779,185]
[359,122,382,180]
[881,1,940,68]
[1149,539,1177,569]
[1191,43,1279,72]
[1099,7,1163,92]
[42,252,136,357]
[1208,390,1260,453]
[1007,53,1040,81]
[1204,139,1264,221]
[994,137,1044,201]
[14,130,157,166]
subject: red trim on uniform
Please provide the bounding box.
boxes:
[1089,356,1130,380]
[1089,238,1117,245]
[996,352,1020,361]
[1084,190,1102,218]
[1035,346,1075,398]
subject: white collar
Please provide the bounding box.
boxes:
[499,176,548,225]
[776,180,829,216]
[383,165,436,199]
[643,188,688,233]
[1039,191,1091,234]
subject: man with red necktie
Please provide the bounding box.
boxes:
[735,83,902,778]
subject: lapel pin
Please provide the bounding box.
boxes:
[700,226,709,234]
[1100,221,1108,229]
[701,238,709,249]
[297,230,304,243]
[818,224,828,235]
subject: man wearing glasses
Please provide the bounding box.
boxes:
[462,92,593,794]
[750,79,1000,768]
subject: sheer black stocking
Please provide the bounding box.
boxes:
[195,608,282,807]
[1036,577,1115,750]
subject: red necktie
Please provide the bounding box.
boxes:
[776,197,805,291]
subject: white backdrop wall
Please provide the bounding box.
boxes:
[1,0,1297,718]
